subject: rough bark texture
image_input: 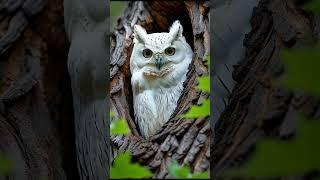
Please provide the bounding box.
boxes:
[212,0,259,127]
[110,1,210,178]
[212,0,320,178]
[0,0,78,179]
[2,0,319,179]
[64,0,109,179]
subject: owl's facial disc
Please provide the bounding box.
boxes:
[140,45,176,70]
[154,47,176,70]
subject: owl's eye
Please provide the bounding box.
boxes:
[165,47,175,56]
[142,49,153,58]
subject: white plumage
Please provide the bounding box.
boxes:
[130,20,193,138]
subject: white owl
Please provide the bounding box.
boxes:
[130,20,193,138]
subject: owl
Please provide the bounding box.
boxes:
[130,20,193,138]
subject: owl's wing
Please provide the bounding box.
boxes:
[212,0,259,126]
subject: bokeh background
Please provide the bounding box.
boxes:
[110,1,127,29]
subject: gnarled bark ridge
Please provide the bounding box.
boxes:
[212,0,320,178]
[64,0,109,179]
[0,0,78,179]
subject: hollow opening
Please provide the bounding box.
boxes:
[144,1,194,50]
[124,1,195,136]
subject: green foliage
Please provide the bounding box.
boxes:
[180,99,210,119]
[167,161,209,179]
[108,52,211,180]
[198,54,210,93]
[0,153,12,175]
[109,113,148,178]
[304,0,320,12]
[225,1,320,178]
[275,46,320,96]
[197,76,210,92]
[110,1,127,29]
[181,54,211,119]
[203,54,210,66]
[110,152,153,179]
[110,111,131,135]
[109,111,115,118]
[224,118,320,178]
[110,119,131,134]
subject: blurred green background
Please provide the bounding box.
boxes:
[110,1,128,30]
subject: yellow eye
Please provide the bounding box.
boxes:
[142,49,153,58]
[165,47,175,56]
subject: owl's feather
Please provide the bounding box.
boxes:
[133,24,147,44]
[168,20,183,42]
[130,20,193,138]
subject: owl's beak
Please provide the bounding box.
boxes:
[155,55,163,70]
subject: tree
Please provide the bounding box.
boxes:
[110,1,210,178]
[213,0,320,178]
[0,0,78,179]
[1,0,318,179]
[64,0,109,179]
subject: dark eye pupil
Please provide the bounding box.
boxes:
[143,49,152,58]
[165,47,175,55]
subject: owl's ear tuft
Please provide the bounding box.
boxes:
[169,20,183,40]
[133,24,147,43]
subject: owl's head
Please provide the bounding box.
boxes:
[130,20,193,81]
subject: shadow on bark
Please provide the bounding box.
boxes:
[212,0,320,178]
[0,0,78,179]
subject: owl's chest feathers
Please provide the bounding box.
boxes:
[133,81,184,138]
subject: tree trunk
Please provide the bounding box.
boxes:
[64,0,109,179]
[1,0,317,179]
[0,0,78,179]
[110,1,210,178]
[212,0,320,178]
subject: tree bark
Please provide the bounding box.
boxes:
[2,0,317,180]
[212,0,320,178]
[64,0,109,179]
[110,1,210,178]
[0,0,78,179]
